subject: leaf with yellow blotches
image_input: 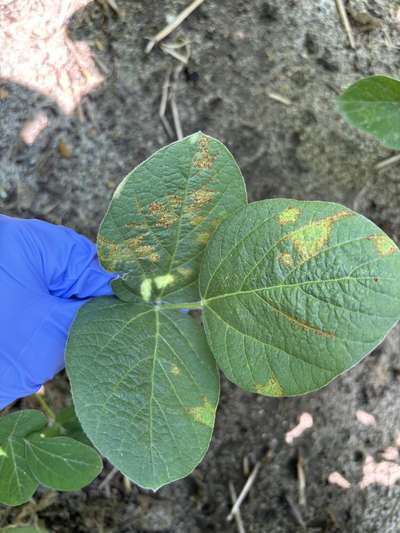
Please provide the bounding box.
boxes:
[66,300,219,490]
[98,132,246,304]
[201,199,400,396]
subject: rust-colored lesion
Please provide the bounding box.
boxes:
[255,376,284,396]
[188,397,215,428]
[190,189,215,210]
[98,234,160,267]
[278,206,300,225]
[279,252,294,267]
[264,296,335,338]
[290,210,352,260]
[147,195,183,229]
[167,194,183,208]
[125,221,146,230]
[194,135,216,170]
[368,235,398,256]
[197,232,211,244]
[190,214,207,226]
[185,188,216,227]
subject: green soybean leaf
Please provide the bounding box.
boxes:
[43,406,91,445]
[25,436,102,491]
[338,75,400,149]
[0,411,47,506]
[66,298,219,490]
[200,199,400,396]
[98,132,246,304]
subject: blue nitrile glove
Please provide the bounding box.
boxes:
[0,215,116,409]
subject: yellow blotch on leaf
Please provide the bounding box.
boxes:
[278,207,300,225]
[148,200,178,228]
[368,235,397,256]
[190,215,207,226]
[194,135,215,169]
[154,273,175,290]
[189,397,215,428]
[0,446,7,457]
[197,232,210,244]
[171,365,181,376]
[177,266,192,278]
[140,279,152,302]
[291,210,351,259]
[279,252,294,267]
[190,189,215,210]
[255,376,284,397]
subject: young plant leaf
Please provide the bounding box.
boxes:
[42,406,91,445]
[66,298,220,490]
[98,132,247,303]
[338,75,400,149]
[200,199,400,396]
[25,436,102,491]
[0,411,47,506]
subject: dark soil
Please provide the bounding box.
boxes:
[1,1,400,532]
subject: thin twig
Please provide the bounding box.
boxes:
[268,92,292,106]
[106,0,120,14]
[375,153,400,171]
[96,0,120,16]
[229,482,246,533]
[94,55,110,74]
[170,65,184,140]
[243,455,250,477]
[98,467,118,490]
[159,67,174,138]
[146,0,205,53]
[123,475,132,494]
[227,462,261,522]
[297,453,306,506]
[285,495,306,529]
[161,43,189,64]
[335,0,356,49]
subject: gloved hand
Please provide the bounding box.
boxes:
[0,215,116,409]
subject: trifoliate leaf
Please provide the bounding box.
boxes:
[0,411,47,506]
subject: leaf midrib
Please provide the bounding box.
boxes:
[204,275,395,304]
[148,308,160,484]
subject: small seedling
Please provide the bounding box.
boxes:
[0,408,101,506]
[1,132,399,504]
[65,132,400,490]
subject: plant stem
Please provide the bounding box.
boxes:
[158,301,203,311]
[34,393,56,422]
